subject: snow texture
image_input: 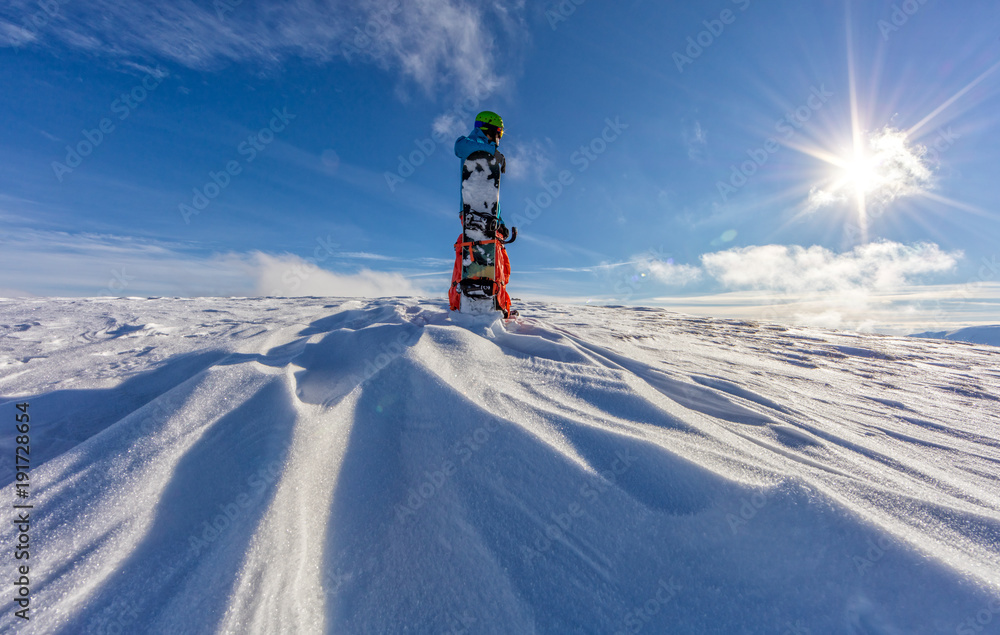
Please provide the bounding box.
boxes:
[1,297,998,634]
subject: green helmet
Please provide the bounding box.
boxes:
[475,111,504,135]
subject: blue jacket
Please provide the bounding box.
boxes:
[454,126,497,160]
[454,127,504,222]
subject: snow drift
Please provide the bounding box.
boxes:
[1,297,998,634]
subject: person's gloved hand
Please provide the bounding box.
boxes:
[497,223,509,240]
[494,151,506,174]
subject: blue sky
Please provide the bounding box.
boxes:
[1,0,998,332]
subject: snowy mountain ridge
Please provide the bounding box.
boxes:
[909,325,1000,348]
[1,297,998,634]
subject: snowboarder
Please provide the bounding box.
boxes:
[449,111,517,318]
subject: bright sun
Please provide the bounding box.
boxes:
[807,127,933,230]
[839,151,883,195]
[790,31,1000,244]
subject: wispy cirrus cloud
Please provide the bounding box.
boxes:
[504,138,554,183]
[0,17,34,46]
[432,113,466,140]
[682,120,709,163]
[0,0,526,98]
[541,255,698,286]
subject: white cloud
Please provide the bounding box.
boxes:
[0,230,434,298]
[701,241,960,293]
[504,138,554,182]
[632,251,702,287]
[368,0,510,98]
[689,241,964,331]
[803,187,845,213]
[605,241,968,331]
[646,262,702,286]
[1,0,525,98]
[252,253,426,297]
[337,251,450,267]
[683,120,708,162]
[433,114,464,140]
[0,19,35,47]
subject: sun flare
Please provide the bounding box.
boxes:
[807,127,933,226]
[788,22,1000,244]
[839,150,883,195]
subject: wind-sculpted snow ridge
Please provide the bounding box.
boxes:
[1,297,998,634]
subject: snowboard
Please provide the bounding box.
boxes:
[458,150,506,315]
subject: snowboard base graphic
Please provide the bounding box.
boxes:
[457,150,504,315]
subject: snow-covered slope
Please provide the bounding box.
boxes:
[1,297,998,634]
[910,325,1000,348]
